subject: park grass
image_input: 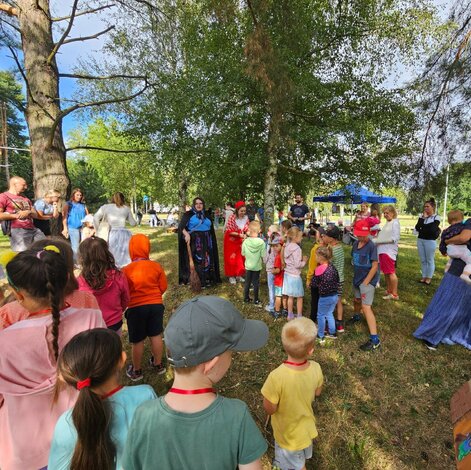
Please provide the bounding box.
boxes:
[0,226,468,469]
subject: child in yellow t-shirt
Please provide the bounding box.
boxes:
[261,317,323,470]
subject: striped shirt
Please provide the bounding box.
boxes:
[331,243,345,282]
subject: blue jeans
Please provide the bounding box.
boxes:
[68,227,81,262]
[267,271,275,310]
[317,294,337,338]
[417,238,436,278]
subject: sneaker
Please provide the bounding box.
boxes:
[126,364,143,381]
[281,309,288,318]
[359,339,381,351]
[229,277,236,285]
[297,313,303,318]
[237,276,245,283]
[325,333,337,339]
[244,298,252,304]
[347,315,361,325]
[391,294,399,301]
[382,293,393,300]
[271,311,281,320]
[287,312,295,321]
[423,340,437,351]
[336,322,345,334]
[264,305,273,312]
[253,300,263,308]
[317,336,325,345]
[149,357,166,375]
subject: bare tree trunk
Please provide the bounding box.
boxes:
[178,173,188,218]
[17,0,70,198]
[263,111,281,230]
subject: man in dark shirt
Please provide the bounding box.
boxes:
[246,198,258,222]
[288,194,310,231]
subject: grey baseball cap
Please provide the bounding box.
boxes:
[165,296,269,368]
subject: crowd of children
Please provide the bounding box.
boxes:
[0,199,412,470]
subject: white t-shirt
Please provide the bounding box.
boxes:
[376,219,401,260]
[94,204,137,229]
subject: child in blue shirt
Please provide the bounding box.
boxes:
[348,220,381,351]
[49,328,156,470]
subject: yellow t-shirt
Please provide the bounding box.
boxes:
[261,361,324,451]
[306,243,320,286]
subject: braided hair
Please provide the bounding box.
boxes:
[6,246,68,360]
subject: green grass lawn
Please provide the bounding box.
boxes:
[0,225,468,469]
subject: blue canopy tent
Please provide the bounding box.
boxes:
[313,184,397,227]
[313,184,397,204]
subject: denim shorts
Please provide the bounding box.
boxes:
[273,441,313,470]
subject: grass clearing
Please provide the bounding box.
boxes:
[0,226,468,469]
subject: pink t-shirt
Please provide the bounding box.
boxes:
[0,192,34,229]
[0,303,106,470]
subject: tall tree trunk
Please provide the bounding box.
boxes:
[17,0,70,198]
[263,111,281,230]
[178,172,188,218]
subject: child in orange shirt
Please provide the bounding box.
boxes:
[122,234,168,381]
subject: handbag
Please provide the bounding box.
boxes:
[1,220,11,236]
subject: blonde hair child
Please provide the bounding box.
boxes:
[282,227,308,320]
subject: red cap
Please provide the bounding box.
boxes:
[353,220,371,237]
[235,201,245,210]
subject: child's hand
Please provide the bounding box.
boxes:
[302,255,308,262]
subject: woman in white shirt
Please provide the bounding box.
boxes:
[94,193,136,267]
[373,205,401,300]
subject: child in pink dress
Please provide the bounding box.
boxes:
[0,245,105,470]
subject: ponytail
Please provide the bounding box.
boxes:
[56,328,122,470]
[6,246,67,360]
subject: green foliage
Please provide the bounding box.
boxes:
[67,119,172,206]
[76,0,444,209]
[406,162,471,215]
[0,70,30,192]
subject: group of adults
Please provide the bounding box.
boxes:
[0,177,137,267]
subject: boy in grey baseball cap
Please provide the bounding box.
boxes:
[122,296,269,470]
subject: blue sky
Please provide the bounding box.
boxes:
[0,0,453,142]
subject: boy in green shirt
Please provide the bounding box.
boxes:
[241,220,266,306]
[122,296,269,470]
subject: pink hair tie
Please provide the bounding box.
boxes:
[77,378,91,390]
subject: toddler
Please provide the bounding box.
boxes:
[241,220,266,306]
[81,214,95,240]
[311,246,339,344]
[283,226,308,320]
[262,317,323,470]
[440,210,471,285]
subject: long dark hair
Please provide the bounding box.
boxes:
[31,238,79,296]
[79,237,118,290]
[56,328,122,470]
[6,246,68,360]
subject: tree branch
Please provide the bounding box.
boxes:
[246,0,258,26]
[52,4,115,21]
[0,3,18,16]
[0,17,20,33]
[66,145,152,153]
[47,0,79,66]
[48,79,150,149]
[62,25,115,45]
[60,73,147,80]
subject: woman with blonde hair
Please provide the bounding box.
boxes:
[94,192,137,267]
[373,205,401,300]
